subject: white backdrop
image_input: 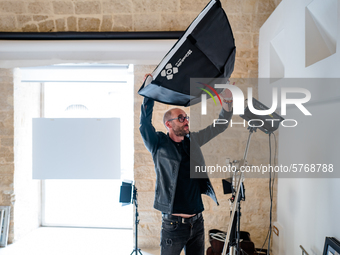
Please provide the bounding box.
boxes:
[259,0,340,254]
[33,118,121,179]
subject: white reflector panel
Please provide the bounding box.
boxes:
[33,118,120,179]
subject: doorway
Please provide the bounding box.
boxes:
[21,64,134,229]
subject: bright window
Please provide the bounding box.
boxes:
[22,64,134,228]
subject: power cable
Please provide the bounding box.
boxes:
[258,132,277,255]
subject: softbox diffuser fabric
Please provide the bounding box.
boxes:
[138,0,236,106]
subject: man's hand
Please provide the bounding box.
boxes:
[144,73,153,82]
[142,73,154,107]
[220,82,235,112]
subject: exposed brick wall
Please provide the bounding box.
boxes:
[0,0,279,249]
[0,0,278,34]
[0,68,15,243]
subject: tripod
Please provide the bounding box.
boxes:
[222,127,256,255]
[130,186,143,255]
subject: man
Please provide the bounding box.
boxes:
[139,77,233,255]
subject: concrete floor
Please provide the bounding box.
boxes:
[0,227,173,255]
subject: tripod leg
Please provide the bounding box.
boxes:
[222,173,244,255]
[138,248,143,255]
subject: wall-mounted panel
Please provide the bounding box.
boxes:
[270,29,285,79]
[305,0,337,67]
[33,118,121,179]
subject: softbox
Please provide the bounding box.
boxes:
[138,0,236,106]
[119,181,133,204]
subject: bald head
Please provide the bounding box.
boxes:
[163,108,180,129]
[163,109,173,129]
[163,108,187,130]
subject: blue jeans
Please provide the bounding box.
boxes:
[160,214,205,255]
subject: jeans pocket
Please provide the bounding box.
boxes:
[162,219,179,232]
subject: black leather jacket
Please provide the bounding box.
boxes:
[139,97,233,214]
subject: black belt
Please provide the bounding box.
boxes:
[162,212,202,224]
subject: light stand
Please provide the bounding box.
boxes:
[130,185,143,255]
[222,126,256,255]
[221,97,284,255]
[119,182,143,255]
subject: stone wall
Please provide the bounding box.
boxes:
[0,68,15,243]
[0,0,280,249]
[0,0,279,34]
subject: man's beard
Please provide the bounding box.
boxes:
[173,124,189,137]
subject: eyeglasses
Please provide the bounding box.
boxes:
[168,115,189,123]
